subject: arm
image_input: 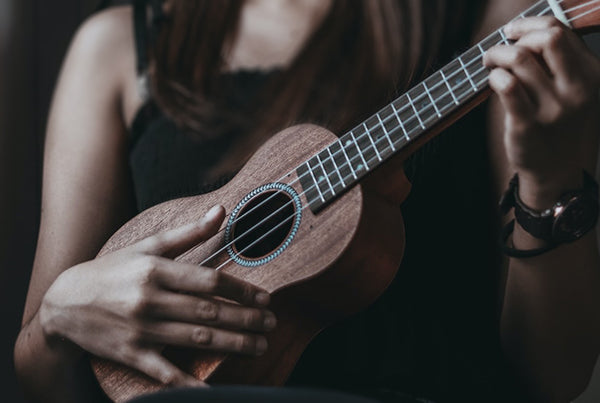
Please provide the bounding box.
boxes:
[484,16,600,402]
[14,9,137,402]
[14,8,275,403]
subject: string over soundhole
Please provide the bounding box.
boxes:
[225,183,303,267]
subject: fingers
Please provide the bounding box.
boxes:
[130,349,207,387]
[152,259,271,307]
[141,322,269,356]
[484,44,556,106]
[135,205,226,259]
[488,68,535,121]
[504,16,567,36]
[148,292,277,332]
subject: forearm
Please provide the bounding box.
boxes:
[14,311,106,403]
[501,180,600,402]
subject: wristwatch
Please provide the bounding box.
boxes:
[500,171,600,244]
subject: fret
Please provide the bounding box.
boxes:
[296,162,322,211]
[422,82,441,118]
[424,73,454,115]
[325,147,346,189]
[335,138,358,180]
[377,104,402,139]
[480,31,504,51]
[352,125,378,167]
[457,56,478,93]
[394,96,422,136]
[461,46,487,88]
[315,153,336,196]
[390,102,410,141]
[442,58,475,101]
[349,131,370,171]
[406,91,427,129]
[477,43,486,57]
[363,116,393,159]
[376,112,396,152]
[308,156,334,200]
[318,148,345,194]
[498,28,510,45]
[527,1,554,18]
[362,122,382,162]
[341,134,367,175]
[439,70,459,105]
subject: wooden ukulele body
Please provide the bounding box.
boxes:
[92,124,409,402]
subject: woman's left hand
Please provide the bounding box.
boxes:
[483,16,600,207]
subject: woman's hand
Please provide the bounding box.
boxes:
[483,16,600,208]
[38,205,276,387]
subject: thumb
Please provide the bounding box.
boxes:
[135,205,225,259]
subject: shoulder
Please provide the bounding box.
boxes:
[71,6,133,61]
[64,6,141,124]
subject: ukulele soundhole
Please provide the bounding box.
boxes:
[225,183,302,267]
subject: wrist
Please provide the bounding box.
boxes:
[39,274,83,357]
[517,170,584,211]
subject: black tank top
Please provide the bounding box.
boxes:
[127,2,525,402]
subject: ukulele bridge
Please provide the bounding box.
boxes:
[224,183,303,267]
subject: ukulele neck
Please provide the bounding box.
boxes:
[297,0,571,213]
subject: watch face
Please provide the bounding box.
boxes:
[552,196,600,243]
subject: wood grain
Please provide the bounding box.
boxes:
[91,124,406,402]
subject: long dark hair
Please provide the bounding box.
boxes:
[148,0,486,141]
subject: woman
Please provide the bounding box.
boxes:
[13,0,600,402]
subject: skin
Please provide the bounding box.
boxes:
[12,0,600,402]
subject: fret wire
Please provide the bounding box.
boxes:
[301,0,551,195]
[498,28,509,45]
[209,0,555,242]
[316,153,336,196]
[306,163,325,203]
[458,55,478,93]
[440,70,459,105]
[339,139,358,179]
[350,131,370,170]
[423,82,442,117]
[406,93,426,130]
[326,146,346,188]
[477,43,486,57]
[376,113,396,151]
[363,123,383,161]
[390,103,410,141]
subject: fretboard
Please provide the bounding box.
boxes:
[297,0,555,212]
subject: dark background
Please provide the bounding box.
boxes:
[0,1,599,402]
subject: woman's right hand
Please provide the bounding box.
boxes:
[38,205,276,387]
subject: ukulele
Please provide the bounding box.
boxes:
[92,1,600,401]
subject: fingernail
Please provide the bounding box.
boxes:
[256,337,268,355]
[264,313,277,330]
[255,292,270,306]
[205,205,222,220]
[503,24,514,37]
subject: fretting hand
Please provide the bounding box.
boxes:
[484,16,600,208]
[39,205,276,387]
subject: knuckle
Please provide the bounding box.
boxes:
[548,17,564,29]
[129,289,154,317]
[191,326,212,345]
[137,256,160,281]
[242,309,262,328]
[196,300,219,321]
[240,283,255,303]
[126,328,146,345]
[235,334,255,353]
[201,270,220,293]
[546,27,565,49]
[512,48,530,65]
